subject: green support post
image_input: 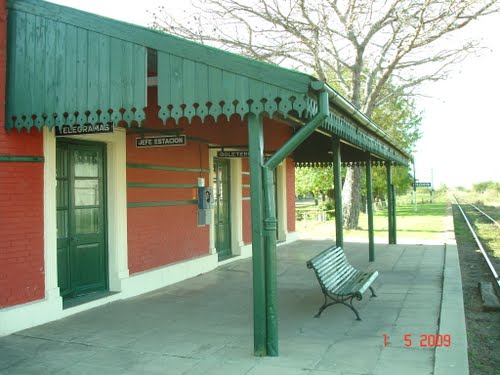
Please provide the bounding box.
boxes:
[263,90,328,354]
[366,154,375,261]
[247,114,267,356]
[386,163,396,244]
[260,89,329,356]
[247,88,329,357]
[332,137,343,248]
[263,168,278,356]
[391,184,397,244]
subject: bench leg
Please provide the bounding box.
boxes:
[369,286,377,298]
[346,295,362,321]
[314,293,330,318]
[314,293,362,321]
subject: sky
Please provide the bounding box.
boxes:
[49,0,500,188]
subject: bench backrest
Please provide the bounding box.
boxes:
[306,245,358,293]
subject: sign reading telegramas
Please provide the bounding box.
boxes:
[55,123,113,136]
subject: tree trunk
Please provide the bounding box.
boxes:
[342,166,363,229]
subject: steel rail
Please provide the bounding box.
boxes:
[468,203,500,227]
[453,195,500,288]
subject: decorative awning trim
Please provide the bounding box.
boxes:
[158,95,313,123]
[315,111,408,166]
[7,108,146,132]
[156,50,315,123]
[294,160,398,168]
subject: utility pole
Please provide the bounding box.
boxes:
[413,160,417,212]
[430,168,434,203]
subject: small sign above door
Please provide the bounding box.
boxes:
[217,150,249,158]
[55,123,113,137]
[136,135,187,148]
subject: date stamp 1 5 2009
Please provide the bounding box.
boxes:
[383,334,452,348]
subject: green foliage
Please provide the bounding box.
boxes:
[295,167,333,199]
[370,165,414,199]
[472,181,500,194]
[296,164,414,206]
[364,82,422,199]
[371,94,422,153]
[328,75,421,199]
[296,78,419,204]
[328,70,422,153]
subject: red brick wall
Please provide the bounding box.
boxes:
[127,87,297,272]
[0,1,45,308]
[0,0,4,125]
[126,88,210,274]
[126,138,211,274]
[0,162,44,307]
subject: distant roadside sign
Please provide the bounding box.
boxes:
[415,182,432,188]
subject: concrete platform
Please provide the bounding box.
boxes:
[0,240,468,375]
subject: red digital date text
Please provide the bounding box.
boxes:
[383,334,451,347]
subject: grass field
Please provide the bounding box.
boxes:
[296,201,449,241]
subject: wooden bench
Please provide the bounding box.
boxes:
[306,245,378,320]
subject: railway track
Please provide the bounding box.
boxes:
[451,194,500,375]
[452,195,500,288]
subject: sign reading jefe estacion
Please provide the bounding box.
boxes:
[55,123,113,136]
[136,135,187,148]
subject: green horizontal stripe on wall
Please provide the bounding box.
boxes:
[0,155,44,162]
[128,200,198,208]
[242,184,251,188]
[127,182,198,189]
[127,163,209,173]
[242,197,251,201]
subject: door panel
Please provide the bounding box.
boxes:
[56,146,71,296]
[56,140,107,300]
[57,246,70,295]
[213,158,231,260]
[71,243,105,293]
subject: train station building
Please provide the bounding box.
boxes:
[0,0,411,354]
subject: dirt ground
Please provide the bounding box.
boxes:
[452,205,500,375]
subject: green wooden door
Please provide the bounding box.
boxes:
[56,140,108,300]
[213,158,231,260]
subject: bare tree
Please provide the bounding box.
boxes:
[150,0,500,229]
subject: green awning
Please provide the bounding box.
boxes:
[6,2,147,131]
[6,0,411,166]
